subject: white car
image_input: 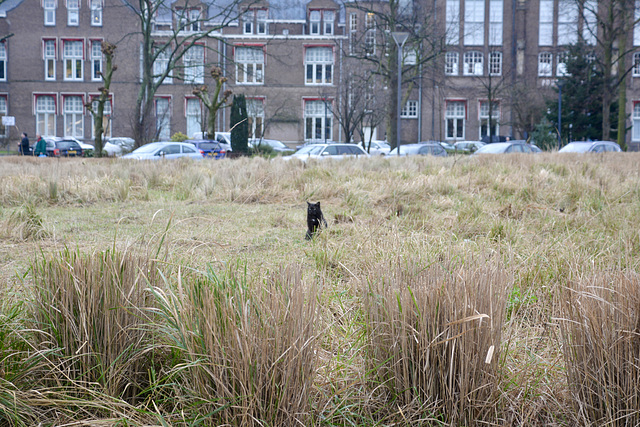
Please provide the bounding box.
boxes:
[248,138,293,153]
[283,143,369,161]
[103,137,135,156]
[454,141,485,154]
[192,131,232,151]
[359,140,391,156]
[121,142,203,160]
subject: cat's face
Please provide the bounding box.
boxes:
[307,201,321,216]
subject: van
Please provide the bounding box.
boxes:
[191,131,231,151]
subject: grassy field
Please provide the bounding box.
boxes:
[1,153,639,426]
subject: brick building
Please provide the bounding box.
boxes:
[1,0,639,149]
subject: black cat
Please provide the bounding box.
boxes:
[305,201,327,240]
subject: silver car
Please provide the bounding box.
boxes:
[284,143,369,161]
[121,142,203,160]
[559,141,622,153]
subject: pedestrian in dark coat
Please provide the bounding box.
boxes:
[20,133,30,155]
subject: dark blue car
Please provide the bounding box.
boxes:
[190,140,227,159]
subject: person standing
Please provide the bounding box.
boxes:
[33,134,47,157]
[19,133,30,155]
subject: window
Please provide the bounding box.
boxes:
[179,8,201,32]
[154,48,172,84]
[539,0,554,46]
[558,0,578,45]
[91,97,111,138]
[634,53,640,77]
[305,47,333,85]
[489,0,503,46]
[365,13,375,55]
[479,101,500,138]
[304,100,332,142]
[155,97,171,140]
[463,51,483,76]
[154,4,172,29]
[184,45,204,84]
[63,95,84,138]
[247,98,264,138]
[257,10,267,34]
[0,96,7,140]
[557,53,568,76]
[401,100,418,118]
[90,0,102,26]
[36,95,56,136]
[583,0,597,45]
[445,52,459,75]
[405,49,417,65]
[464,0,484,46]
[446,0,460,45]
[44,0,56,26]
[67,0,79,26]
[538,52,552,76]
[185,98,201,139]
[489,51,502,75]
[0,43,5,81]
[324,11,335,35]
[633,102,640,141]
[635,0,640,46]
[349,13,357,54]
[445,101,465,140]
[243,12,253,34]
[91,40,102,81]
[310,10,321,35]
[63,40,83,81]
[236,46,264,84]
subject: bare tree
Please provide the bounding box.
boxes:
[344,0,445,149]
[123,0,248,146]
[85,42,117,157]
[192,66,232,138]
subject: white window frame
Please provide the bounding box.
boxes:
[635,0,640,46]
[90,97,111,138]
[633,102,640,141]
[464,0,485,46]
[185,98,201,139]
[44,0,56,26]
[634,53,640,77]
[183,45,204,84]
[479,100,500,139]
[538,52,553,76]
[582,0,597,45]
[365,13,375,55]
[305,47,333,85]
[63,95,84,138]
[401,100,418,118]
[304,99,332,142]
[558,0,578,45]
[36,95,57,137]
[235,46,264,85]
[489,51,502,76]
[445,51,459,75]
[446,0,460,45]
[243,12,253,34]
[63,40,84,81]
[155,97,171,140]
[349,13,357,54]
[90,0,102,26]
[445,100,466,140]
[539,0,554,46]
[44,40,58,81]
[0,96,7,140]
[310,10,321,35]
[324,10,334,35]
[256,9,267,35]
[557,52,568,76]
[489,0,503,46]
[67,0,79,26]
[247,98,265,139]
[0,43,6,82]
[463,51,483,76]
[153,47,172,84]
[91,40,102,81]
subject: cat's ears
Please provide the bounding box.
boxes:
[307,201,321,207]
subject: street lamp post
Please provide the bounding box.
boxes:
[557,80,564,150]
[391,32,409,156]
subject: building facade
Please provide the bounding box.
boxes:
[1,0,639,150]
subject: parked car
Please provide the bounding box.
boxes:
[190,139,228,158]
[481,135,509,143]
[387,143,448,157]
[248,138,293,153]
[191,131,232,151]
[283,143,369,161]
[454,140,485,153]
[474,141,540,154]
[103,137,135,156]
[121,142,203,160]
[39,136,84,157]
[559,141,622,153]
[359,140,391,156]
[439,141,457,154]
